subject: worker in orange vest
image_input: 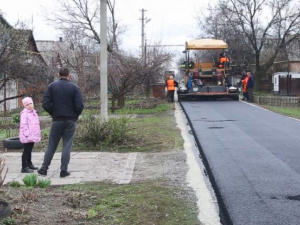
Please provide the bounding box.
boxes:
[218,53,230,69]
[165,75,178,103]
[241,73,250,101]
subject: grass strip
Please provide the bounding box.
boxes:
[62,181,199,225]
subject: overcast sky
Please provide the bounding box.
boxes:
[0,0,216,70]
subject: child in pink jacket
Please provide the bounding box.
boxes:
[19,97,41,173]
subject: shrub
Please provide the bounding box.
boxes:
[87,208,98,219]
[22,174,51,188]
[10,180,21,188]
[77,114,131,147]
[42,129,49,138]
[37,178,51,188]
[11,114,20,123]
[22,174,38,187]
[0,218,16,225]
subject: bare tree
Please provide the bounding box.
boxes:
[198,7,254,68]
[46,0,123,50]
[53,28,101,97]
[45,0,133,104]
[199,0,300,90]
[143,46,173,97]
[45,0,173,109]
[108,48,172,111]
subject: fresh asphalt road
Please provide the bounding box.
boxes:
[180,100,300,225]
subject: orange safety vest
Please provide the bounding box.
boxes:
[242,76,249,93]
[218,57,229,68]
[167,79,176,91]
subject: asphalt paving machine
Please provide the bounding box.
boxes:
[177,38,239,100]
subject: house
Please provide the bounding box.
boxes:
[0,14,48,114]
[271,36,300,96]
[36,38,80,82]
[0,15,18,112]
[36,38,66,69]
[273,72,300,95]
[17,30,49,105]
[36,37,101,97]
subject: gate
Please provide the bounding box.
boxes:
[279,75,300,96]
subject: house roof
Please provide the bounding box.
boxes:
[36,40,67,52]
[1,15,41,55]
[36,40,68,66]
[0,14,12,28]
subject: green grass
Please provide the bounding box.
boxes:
[0,130,8,139]
[81,108,100,116]
[127,115,183,152]
[61,181,199,225]
[117,103,170,114]
[80,98,170,115]
[0,98,180,153]
[261,106,300,119]
[72,109,183,153]
[0,117,18,138]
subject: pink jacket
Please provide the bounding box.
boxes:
[19,108,41,143]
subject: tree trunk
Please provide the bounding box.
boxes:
[117,93,125,108]
[254,67,265,92]
[111,96,116,113]
[145,76,151,97]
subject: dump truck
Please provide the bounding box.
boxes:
[177,38,239,100]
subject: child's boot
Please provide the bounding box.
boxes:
[21,167,33,173]
[28,163,38,170]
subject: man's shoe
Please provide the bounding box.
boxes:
[37,168,47,176]
[60,171,70,178]
[21,167,33,173]
[28,164,38,170]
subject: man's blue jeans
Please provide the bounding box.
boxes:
[41,120,76,172]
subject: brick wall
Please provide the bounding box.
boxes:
[151,83,166,99]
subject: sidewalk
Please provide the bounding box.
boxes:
[3,152,137,185]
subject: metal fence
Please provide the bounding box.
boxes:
[279,76,300,96]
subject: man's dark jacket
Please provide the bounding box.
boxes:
[247,75,254,88]
[42,78,84,121]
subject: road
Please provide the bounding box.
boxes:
[180,100,300,225]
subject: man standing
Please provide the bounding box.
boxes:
[241,73,249,101]
[246,72,254,102]
[38,68,84,177]
[166,75,178,103]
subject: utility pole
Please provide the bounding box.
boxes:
[140,9,145,58]
[140,9,151,96]
[140,9,151,60]
[100,0,108,121]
